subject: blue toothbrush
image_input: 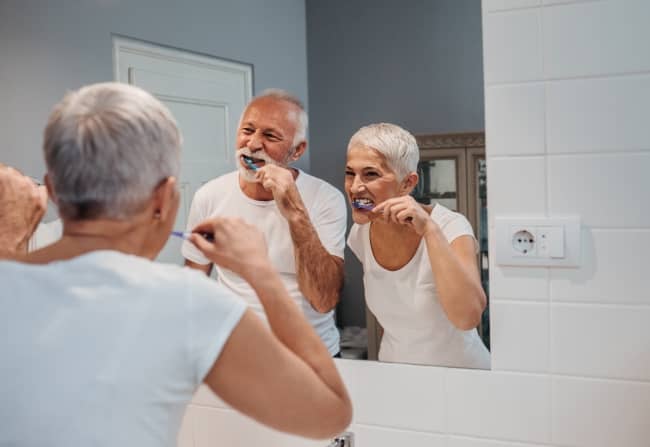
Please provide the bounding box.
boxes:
[242,155,259,172]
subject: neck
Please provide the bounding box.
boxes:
[25,217,157,264]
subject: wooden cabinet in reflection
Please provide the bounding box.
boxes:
[365,131,490,361]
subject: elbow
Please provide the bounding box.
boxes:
[307,399,353,440]
[453,291,487,331]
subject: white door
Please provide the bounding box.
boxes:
[113,36,252,264]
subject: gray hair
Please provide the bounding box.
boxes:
[347,123,419,180]
[43,82,181,220]
[248,88,308,147]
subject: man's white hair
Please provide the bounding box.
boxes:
[347,123,419,180]
[242,88,308,147]
[43,82,181,220]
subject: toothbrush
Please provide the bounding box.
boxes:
[242,155,258,172]
[171,231,215,242]
[351,201,374,211]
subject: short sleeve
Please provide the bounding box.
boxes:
[310,184,347,259]
[181,188,211,265]
[187,270,247,384]
[436,209,479,253]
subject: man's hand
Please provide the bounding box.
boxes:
[188,217,270,283]
[0,164,47,256]
[255,164,305,221]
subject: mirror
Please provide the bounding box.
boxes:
[3,0,489,370]
[305,0,490,368]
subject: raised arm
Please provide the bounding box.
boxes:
[374,196,486,330]
[189,218,352,439]
[256,165,344,313]
[0,164,47,258]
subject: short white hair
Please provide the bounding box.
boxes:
[347,123,419,180]
[43,82,181,220]
[245,88,308,147]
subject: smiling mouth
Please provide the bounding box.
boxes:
[351,198,375,210]
[242,155,264,170]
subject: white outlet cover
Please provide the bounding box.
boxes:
[495,216,581,267]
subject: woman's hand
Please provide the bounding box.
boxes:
[372,195,436,236]
[189,217,269,282]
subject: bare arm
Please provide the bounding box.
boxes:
[287,207,344,313]
[190,219,352,439]
[257,165,344,313]
[375,196,486,330]
[423,230,486,330]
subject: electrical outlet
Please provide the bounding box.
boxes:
[495,216,581,267]
[511,228,536,256]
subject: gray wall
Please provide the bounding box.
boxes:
[306,0,484,327]
[0,0,309,179]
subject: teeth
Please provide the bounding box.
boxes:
[354,198,373,205]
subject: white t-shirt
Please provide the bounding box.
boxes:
[0,251,246,447]
[347,204,491,369]
[182,170,346,355]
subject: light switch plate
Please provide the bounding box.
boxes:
[495,216,581,267]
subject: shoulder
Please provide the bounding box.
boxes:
[431,204,476,243]
[298,171,344,201]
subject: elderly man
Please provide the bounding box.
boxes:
[182,89,346,356]
[0,164,47,258]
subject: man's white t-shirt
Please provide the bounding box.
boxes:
[347,204,491,369]
[182,170,346,355]
[0,251,247,447]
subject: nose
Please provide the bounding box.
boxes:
[247,131,263,151]
[349,174,366,195]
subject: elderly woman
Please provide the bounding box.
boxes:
[345,123,490,369]
[0,83,351,446]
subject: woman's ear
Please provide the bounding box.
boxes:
[400,172,419,195]
[152,177,178,222]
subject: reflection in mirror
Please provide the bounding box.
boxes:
[306,0,490,368]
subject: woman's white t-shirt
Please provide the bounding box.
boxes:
[0,250,247,447]
[347,204,490,369]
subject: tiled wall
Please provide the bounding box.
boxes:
[178,1,650,445]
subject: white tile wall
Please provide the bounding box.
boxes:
[543,0,650,79]
[546,75,650,153]
[352,424,446,447]
[548,153,650,227]
[490,301,549,372]
[551,304,650,381]
[550,230,650,304]
[180,1,650,445]
[552,377,650,447]
[483,9,542,84]
[486,157,547,224]
[446,370,551,443]
[485,84,546,156]
[448,436,550,447]
[341,359,446,432]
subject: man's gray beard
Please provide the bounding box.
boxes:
[236,147,295,183]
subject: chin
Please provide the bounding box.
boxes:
[238,165,259,183]
[351,209,371,225]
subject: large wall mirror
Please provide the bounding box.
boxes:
[2,0,488,372]
[305,0,490,369]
